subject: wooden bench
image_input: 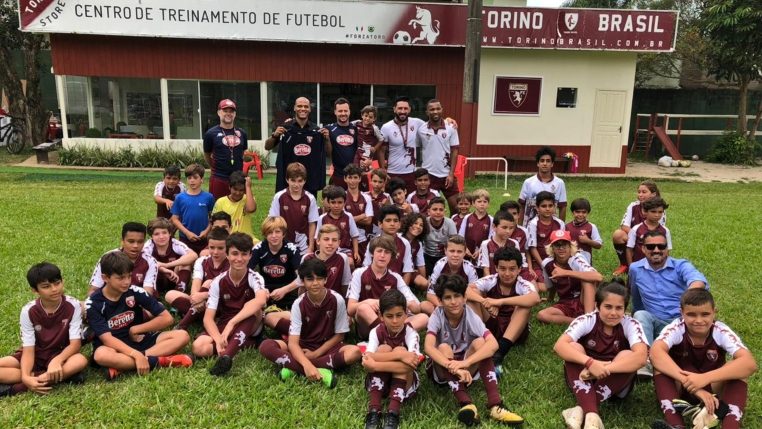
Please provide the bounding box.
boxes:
[504,156,571,173]
[32,140,61,164]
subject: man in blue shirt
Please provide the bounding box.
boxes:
[203,99,248,200]
[629,230,707,376]
[325,97,358,190]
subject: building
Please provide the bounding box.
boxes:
[21,0,677,174]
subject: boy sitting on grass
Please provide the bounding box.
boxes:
[89,222,158,297]
[361,289,422,429]
[423,235,479,315]
[315,185,361,266]
[0,263,87,397]
[424,274,524,426]
[143,217,198,298]
[259,258,362,389]
[407,167,440,215]
[300,224,353,297]
[171,163,216,255]
[362,205,415,285]
[191,233,268,376]
[86,252,193,381]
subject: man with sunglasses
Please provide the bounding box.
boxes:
[628,230,708,377]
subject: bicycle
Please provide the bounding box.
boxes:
[0,115,24,154]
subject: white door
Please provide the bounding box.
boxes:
[590,90,626,167]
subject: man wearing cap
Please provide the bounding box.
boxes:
[629,230,708,376]
[265,96,330,196]
[203,99,248,200]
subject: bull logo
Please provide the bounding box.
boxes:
[409,6,440,45]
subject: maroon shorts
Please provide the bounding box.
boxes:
[388,172,416,194]
[429,175,459,199]
[180,237,208,256]
[553,299,584,318]
[209,174,230,201]
[531,266,545,284]
[13,348,58,374]
[485,314,530,345]
[329,174,348,190]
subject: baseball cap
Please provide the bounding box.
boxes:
[548,230,572,245]
[218,99,237,111]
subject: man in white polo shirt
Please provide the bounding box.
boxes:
[418,99,459,213]
[380,96,425,194]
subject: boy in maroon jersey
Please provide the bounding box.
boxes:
[423,235,479,315]
[452,192,472,231]
[424,274,524,426]
[406,168,440,215]
[88,222,158,297]
[268,162,320,255]
[174,227,230,330]
[344,164,374,258]
[467,247,540,369]
[650,289,757,429]
[458,189,493,262]
[362,205,415,285]
[365,168,392,237]
[476,211,523,277]
[0,263,87,397]
[348,236,428,340]
[210,211,232,232]
[191,233,268,376]
[526,191,565,287]
[361,289,422,429]
[259,258,362,388]
[299,224,352,297]
[316,185,361,266]
[565,198,602,264]
[354,105,386,181]
[554,281,648,429]
[387,177,418,216]
[626,197,672,266]
[144,217,198,299]
[153,165,185,221]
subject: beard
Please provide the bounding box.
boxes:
[394,112,408,122]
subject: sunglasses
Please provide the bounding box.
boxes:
[644,243,667,251]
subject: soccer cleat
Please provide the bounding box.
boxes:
[690,407,719,429]
[637,363,653,378]
[672,399,701,422]
[383,411,400,429]
[162,354,195,368]
[279,367,296,382]
[492,352,505,367]
[0,384,12,397]
[612,265,628,276]
[364,409,382,429]
[457,403,479,426]
[209,355,233,376]
[103,367,120,381]
[650,421,681,429]
[583,412,604,429]
[490,404,524,426]
[67,371,86,385]
[318,368,337,389]
[562,405,584,429]
[493,363,503,379]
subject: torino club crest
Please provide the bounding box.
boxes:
[509,83,528,108]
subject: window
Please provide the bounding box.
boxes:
[200,82,262,140]
[267,83,318,129]
[319,84,371,126]
[63,76,89,137]
[372,85,436,124]
[167,80,200,139]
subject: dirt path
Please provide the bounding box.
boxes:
[624,160,762,183]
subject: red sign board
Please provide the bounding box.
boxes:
[493,77,542,115]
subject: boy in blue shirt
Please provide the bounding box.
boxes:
[171,163,216,255]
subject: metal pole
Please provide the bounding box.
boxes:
[463,0,482,103]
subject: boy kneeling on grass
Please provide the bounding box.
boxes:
[361,289,422,429]
[650,289,757,429]
[259,258,361,389]
[86,252,193,381]
[0,263,87,397]
[424,274,524,427]
[192,232,268,376]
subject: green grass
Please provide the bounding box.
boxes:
[0,167,760,428]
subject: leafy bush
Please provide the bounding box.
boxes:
[59,145,208,168]
[706,131,760,165]
[84,128,102,138]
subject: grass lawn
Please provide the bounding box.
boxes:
[0,167,759,428]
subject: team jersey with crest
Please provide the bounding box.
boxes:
[621,201,667,228]
[565,220,602,264]
[269,189,320,254]
[327,122,358,177]
[353,121,384,168]
[381,118,425,175]
[315,211,360,251]
[473,274,536,320]
[250,240,300,291]
[143,238,193,264]
[427,305,491,355]
[458,213,494,254]
[203,125,248,179]
[154,181,186,218]
[476,237,524,274]
[90,249,158,290]
[510,226,529,250]
[518,174,567,226]
[424,217,458,257]
[527,217,565,260]
[427,258,479,295]
[565,312,648,361]
[20,296,82,369]
[626,223,672,263]
[86,285,166,348]
[367,323,420,355]
[542,254,597,302]
[657,319,746,374]
[409,238,425,268]
[289,290,350,351]
[364,191,391,236]
[299,252,352,295]
[406,190,440,214]
[192,256,230,290]
[362,233,415,275]
[347,267,419,303]
[418,121,459,178]
[206,269,266,324]
[273,120,326,193]
[452,213,467,231]
[345,191,374,242]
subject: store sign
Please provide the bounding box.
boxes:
[18,0,677,52]
[493,77,542,115]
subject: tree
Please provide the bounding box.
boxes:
[701,0,762,137]
[0,1,49,147]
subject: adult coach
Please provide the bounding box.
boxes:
[418,99,459,213]
[325,97,358,189]
[629,230,708,375]
[265,97,330,197]
[380,97,425,193]
[203,99,248,200]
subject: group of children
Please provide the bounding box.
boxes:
[0,146,755,429]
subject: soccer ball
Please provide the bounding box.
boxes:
[393,31,411,45]
[692,154,699,161]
